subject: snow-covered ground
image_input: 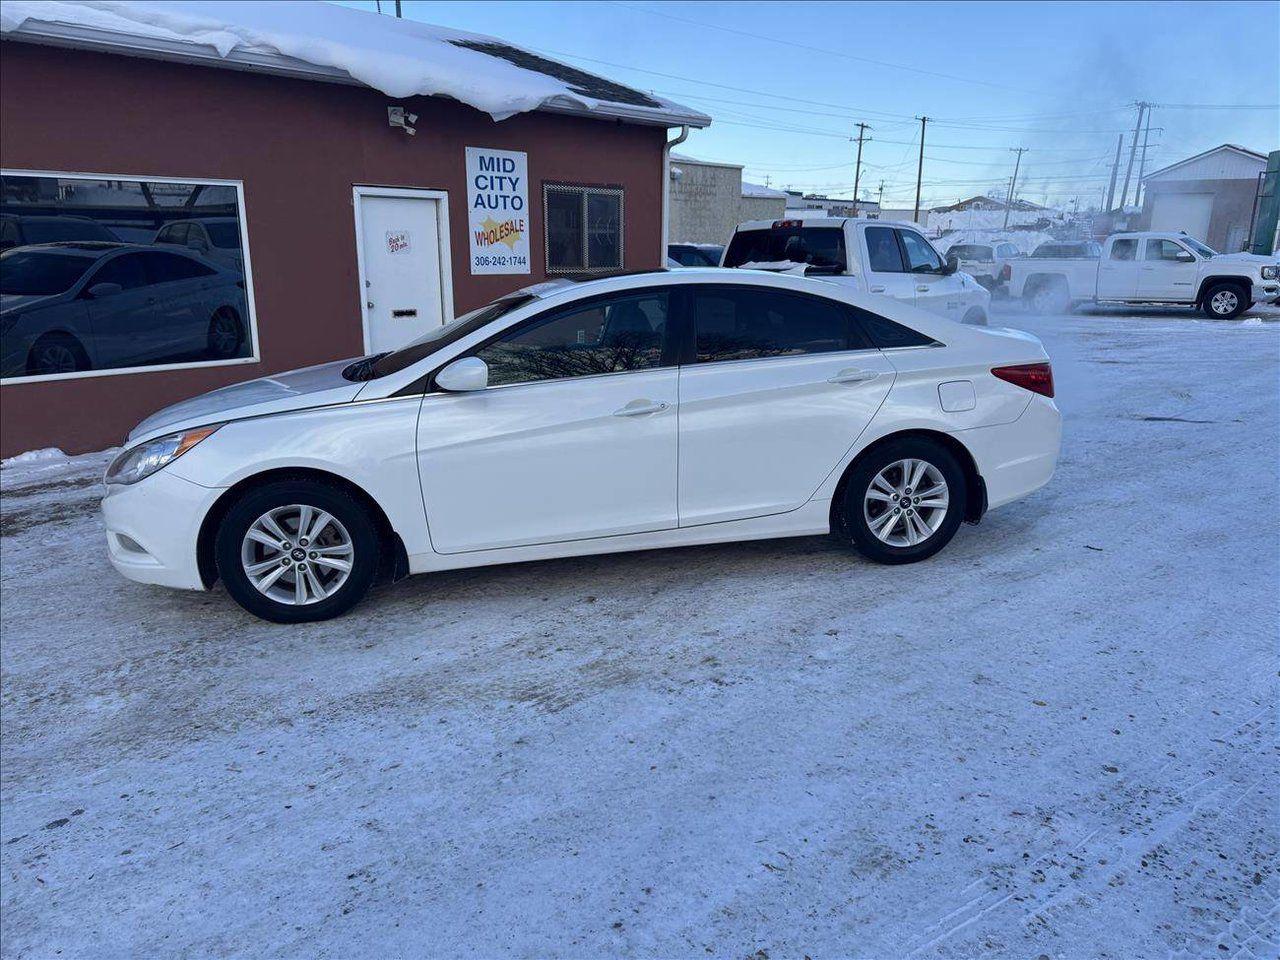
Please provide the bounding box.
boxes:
[1,309,1276,959]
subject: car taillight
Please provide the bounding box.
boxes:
[992,362,1054,398]
[772,220,803,229]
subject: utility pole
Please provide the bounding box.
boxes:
[877,179,886,213]
[913,116,928,223]
[1135,115,1156,207]
[764,174,772,188]
[852,122,871,214]
[1104,133,1123,212]
[1003,147,1028,230]
[394,0,402,16]
[1118,101,1147,211]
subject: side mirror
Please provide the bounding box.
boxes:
[86,282,123,299]
[436,356,489,392]
[942,256,960,275]
[1175,251,1195,263]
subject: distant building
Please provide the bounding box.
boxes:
[783,192,879,219]
[927,195,1053,234]
[667,154,787,245]
[1138,144,1270,252]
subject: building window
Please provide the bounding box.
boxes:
[544,184,623,274]
[1,171,259,383]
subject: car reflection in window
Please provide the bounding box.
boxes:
[0,241,250,378]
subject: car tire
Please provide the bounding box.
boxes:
[961,308,988,326]
[214,479,381,623]
[26,333,90,376]
[838,437,968,565]
[207,308,244,359]
[1027,278,1070,316]
[1201,282,1247,320]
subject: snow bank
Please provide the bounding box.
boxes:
[742,180,788,199]
[0,445,117,489]
[0,1,707,124]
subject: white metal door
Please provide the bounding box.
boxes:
[1137,238,1199,300]
[1150,193,1213,244]
[355,190,451,353]
[416,370,679,553]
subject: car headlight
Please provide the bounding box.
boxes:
[105,424,221,485]
[1262,265,1278,280]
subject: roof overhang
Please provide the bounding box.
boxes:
[0,6,711,130]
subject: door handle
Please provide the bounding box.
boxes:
[916,284,929,292]
[613,400,668,417]
[869,285,886,293]
[827,368,880,385]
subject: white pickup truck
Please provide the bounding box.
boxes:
[722,217,991,325]
[1009,231,1280,319]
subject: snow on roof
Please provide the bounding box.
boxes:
[0,0,711,127]
[669,152,742,169]
[741,181,788,199]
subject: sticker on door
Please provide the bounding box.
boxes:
[386,230,412,255]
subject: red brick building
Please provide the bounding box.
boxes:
[0,1,707,455]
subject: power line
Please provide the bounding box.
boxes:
[607,0,1056,95]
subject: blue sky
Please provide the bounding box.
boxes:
[335,0,1279,209]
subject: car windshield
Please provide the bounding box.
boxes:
[205,222,241,249]
[0,249,96,295]
[361,292,538,380]
[1181,236,1217,258]
[724,227,845,272]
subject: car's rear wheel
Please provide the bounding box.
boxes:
[1027,278,1070,316]
[27,333,90,376]
[207,308,244,359]
[1201,282,1247,319]
[838,438,967,565]
[215,480,380,622]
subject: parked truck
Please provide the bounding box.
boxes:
[722,218,991,325]
[1008,231,1280,319]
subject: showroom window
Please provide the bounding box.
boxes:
[0,171,258,382]
[544,184,624,274]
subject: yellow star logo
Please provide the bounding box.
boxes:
[481,217,523,250]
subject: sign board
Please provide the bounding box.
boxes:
[385,230,411,255]
[465,146,531,275]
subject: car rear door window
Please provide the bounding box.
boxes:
[693,287,863,363]
[1109,239,1138,261]
[476,290,669,386]
[855,309,938,349]
[864,226,906,272]
[89,253,148,291]
[143,251,216,282]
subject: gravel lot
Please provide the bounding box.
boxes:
[2,307,1277,959]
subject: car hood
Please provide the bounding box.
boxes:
[1209,252,1278,268]
[128,358,363,444]
[0,292,63,314]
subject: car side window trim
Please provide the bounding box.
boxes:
[426,285,681,392]
[684,283,874,367]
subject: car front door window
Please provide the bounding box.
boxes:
[475,291,669,387]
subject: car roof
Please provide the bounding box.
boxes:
[734,217,926,231]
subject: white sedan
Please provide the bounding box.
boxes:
[102,270,1061,622]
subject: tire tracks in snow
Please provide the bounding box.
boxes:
[904,703,1276,957]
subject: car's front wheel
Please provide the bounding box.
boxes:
[214,479,381,622]
[838,438,967,565]
[1201,282,1247,319]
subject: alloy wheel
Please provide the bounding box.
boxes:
[862,458,950,547]
[240,504,354,605]
[210,314,241,356]
[1210,290,1239,315]
[33,343,78,375]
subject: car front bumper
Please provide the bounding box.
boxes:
[1251,281,1280,304]
[101,470,220,590]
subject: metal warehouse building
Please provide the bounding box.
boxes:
[0,0,707,456]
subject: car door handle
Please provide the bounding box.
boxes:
[613,400,668,417]
[827,368,880,385]
[870,285,886,293]
[916,284,929,292]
